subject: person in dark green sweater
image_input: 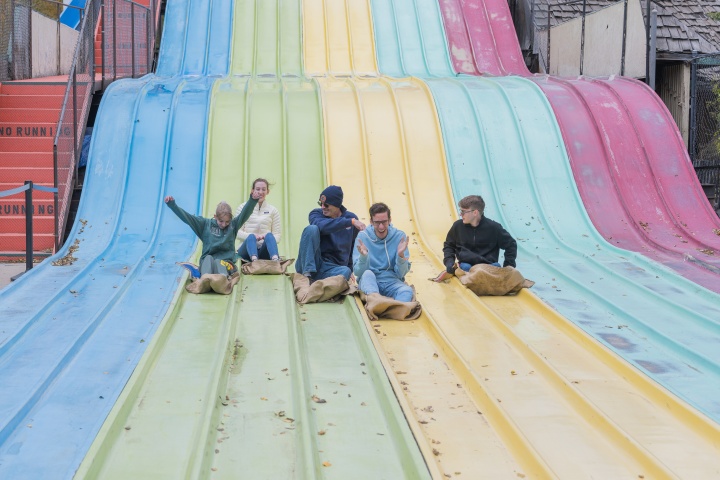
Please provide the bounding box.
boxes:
[165,192,259,278]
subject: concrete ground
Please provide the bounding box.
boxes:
[0,263,30,289]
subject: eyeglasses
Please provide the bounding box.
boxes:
[372,220,389,226]
[459,209,474,216]
[318,201,330,207]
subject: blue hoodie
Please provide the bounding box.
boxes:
[352,224,411,282]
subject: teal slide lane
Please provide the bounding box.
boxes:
[369,1,720,422]
[370,0,455,78]
[428,75,720,422]
[0,0,232,476]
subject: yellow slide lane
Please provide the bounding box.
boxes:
[317,75,720,479]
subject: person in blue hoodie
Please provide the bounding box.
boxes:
[296,185,366,282]
[352,202,413,302]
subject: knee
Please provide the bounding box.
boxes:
[340,266,351,281]
[302,225,319,238]
[361,270,377,282]
[396,285,414,302]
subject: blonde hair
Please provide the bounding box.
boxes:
[215,201,232,219]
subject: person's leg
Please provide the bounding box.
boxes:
[258,233,279,260]
[237,234,258,261]
[199,255,215,275]
[359,270,379,295]
[379,278,414,302]
[316,262,351,281]
[296,225,322,276]
[459,262,473,271]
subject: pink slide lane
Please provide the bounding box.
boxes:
[438,0,720,292]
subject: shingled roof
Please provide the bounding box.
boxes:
[532,0,720,56]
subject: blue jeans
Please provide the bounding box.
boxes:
[296,225,351,281]
[237,233,279,261]
[459,262,500,271]
[359,270,414,302]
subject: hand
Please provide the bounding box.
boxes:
[164,195,174,203]
[356,238,368,256]
[432,271,452,282]
[255,234,265,241]
[397,235,408,259]
[251,190,261,200]
[351,218,366,231]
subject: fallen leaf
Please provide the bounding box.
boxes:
[312,395,327,404]
[260,397,268,401]
[322,461,331,467]
[318,430,326,435]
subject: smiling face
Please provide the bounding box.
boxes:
[371,211,390,239]
[252,180,269,202]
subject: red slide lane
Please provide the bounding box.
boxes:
[438,0,720,291]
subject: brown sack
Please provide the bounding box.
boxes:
[291,273,357,304]
[241,258,295,275]
[185,273,240,295]
[360,290,422,321]
[458,264,534,296]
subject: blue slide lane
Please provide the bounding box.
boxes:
[369,0,720,424]
[0,0,232,475]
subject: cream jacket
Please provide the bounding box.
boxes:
[235,200,282,245]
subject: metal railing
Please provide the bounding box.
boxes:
[53,0,99,250]
[0,181,58,277]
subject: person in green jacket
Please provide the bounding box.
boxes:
[164,192,259,278]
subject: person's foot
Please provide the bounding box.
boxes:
[250,255,258,262]
[271,255,279,262]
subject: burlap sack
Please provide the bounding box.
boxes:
[457,264,534,296]
[241,258,295,275]
[185,273,240,295]
[291,273,357,304]
[359,290,422,321]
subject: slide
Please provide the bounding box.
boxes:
[3,0,720,478]
[309,1,720,477]
[75,1,429,478]
[437,0,720,291]
[369,0,720,426]
[0,0,231,476]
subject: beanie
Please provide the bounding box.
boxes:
[319,185,343,208]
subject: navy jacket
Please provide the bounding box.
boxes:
[308,207,359,269]
[443,216,517,272]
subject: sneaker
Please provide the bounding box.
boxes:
[177,262,201,279]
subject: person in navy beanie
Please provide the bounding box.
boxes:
[296,185,366,282]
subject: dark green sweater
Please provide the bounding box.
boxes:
[167,195,258,264]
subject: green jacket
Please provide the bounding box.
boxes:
[167,195,258,264]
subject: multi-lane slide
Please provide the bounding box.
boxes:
[2,0,720,478]
[75,1,429,478]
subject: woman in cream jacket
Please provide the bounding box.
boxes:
[236,178,282,262]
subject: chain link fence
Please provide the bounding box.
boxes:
[0,0,32,81]
[100,0,155,89]
[690,53,720,214]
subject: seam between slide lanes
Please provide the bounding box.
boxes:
[72,267,189,478]
[0,77,187,443]
[452,77,720,361]
[400,78,679,479]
